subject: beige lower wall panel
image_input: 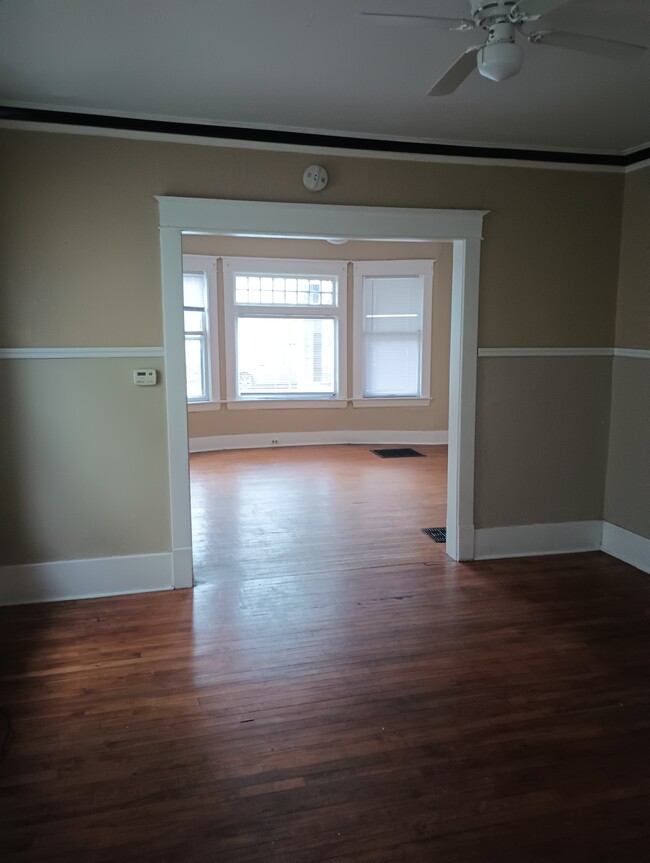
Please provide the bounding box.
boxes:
[188,402,447,438]
[0,358,171,566]
[474,356,612,529]
[604,357,650,540]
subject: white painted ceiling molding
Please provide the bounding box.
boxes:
[1,117,642,174]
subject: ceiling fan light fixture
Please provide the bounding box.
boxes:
[477,38,524,81]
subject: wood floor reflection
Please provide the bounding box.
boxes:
[190,444,448,582]
[2,444,650,861]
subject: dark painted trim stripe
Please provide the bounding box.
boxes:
[1,106,647,167]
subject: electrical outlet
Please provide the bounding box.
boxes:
[271,439,279,444]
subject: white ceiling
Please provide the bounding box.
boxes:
[1,0,649,155]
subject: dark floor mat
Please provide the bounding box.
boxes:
[371,448,424,458]
[421,527,446,543]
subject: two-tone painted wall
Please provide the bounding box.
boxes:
[0,127,646,600]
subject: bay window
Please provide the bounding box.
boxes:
[182,254,434,411]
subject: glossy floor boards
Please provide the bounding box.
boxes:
[2,445,649,861]
[189,444,449,583]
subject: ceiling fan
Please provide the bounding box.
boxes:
[363,0,646,95]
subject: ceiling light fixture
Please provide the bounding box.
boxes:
[476,22,524,82]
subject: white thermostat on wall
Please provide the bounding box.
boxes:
[133,369,157,386]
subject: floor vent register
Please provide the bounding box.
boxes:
[421,527,446,543]
[371,448,424,459]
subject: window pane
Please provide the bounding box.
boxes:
[185,336,206,400]
[235,276,249,304]
[184,310,204,332]
[364,333,421,398]
[183,272,207,307]
[237,317,335,396]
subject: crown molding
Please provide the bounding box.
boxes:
[2,106,648,171]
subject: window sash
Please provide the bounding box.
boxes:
[185,334,208,401]
[183,285,209,403]
[234,274,337,308]
[223,257,347,403]
[182,255,219,405]
[353,260,434,402]
[363,332,422,398]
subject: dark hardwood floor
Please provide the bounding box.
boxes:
[1,445,649,862]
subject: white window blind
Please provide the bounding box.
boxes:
[353,260,433,404]
[362,276,424,398]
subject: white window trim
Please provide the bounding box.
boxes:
[351,398,430,408]
[226,399,348,410]
[183,254,220,410]
[352,259,434,405]
[222,256,348,406]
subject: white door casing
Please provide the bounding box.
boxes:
[157,198,487,587]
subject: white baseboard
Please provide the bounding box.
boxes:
[0,552,174,606]
[474,521,603,560]
[172,546,194,589]
[190,429,448,452]
[602,522,650,574]
[474,520,650,574]
[2,520,645,607]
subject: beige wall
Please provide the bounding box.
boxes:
[475,357,612,528]
[604,166,650,540]
[0,128,628,568]
[0,131,623,349]
[604,358,650,539]
[614,167,650,351]
[182,237,451,438]
[0,357,170,565]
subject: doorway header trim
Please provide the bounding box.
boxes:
[155,197,488,242]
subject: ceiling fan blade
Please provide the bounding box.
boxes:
[428,46,481,96]
[510,0,572,20]
[530,29,646,59]
[362,12,475,32]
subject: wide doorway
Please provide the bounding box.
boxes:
[157,197,486,588]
